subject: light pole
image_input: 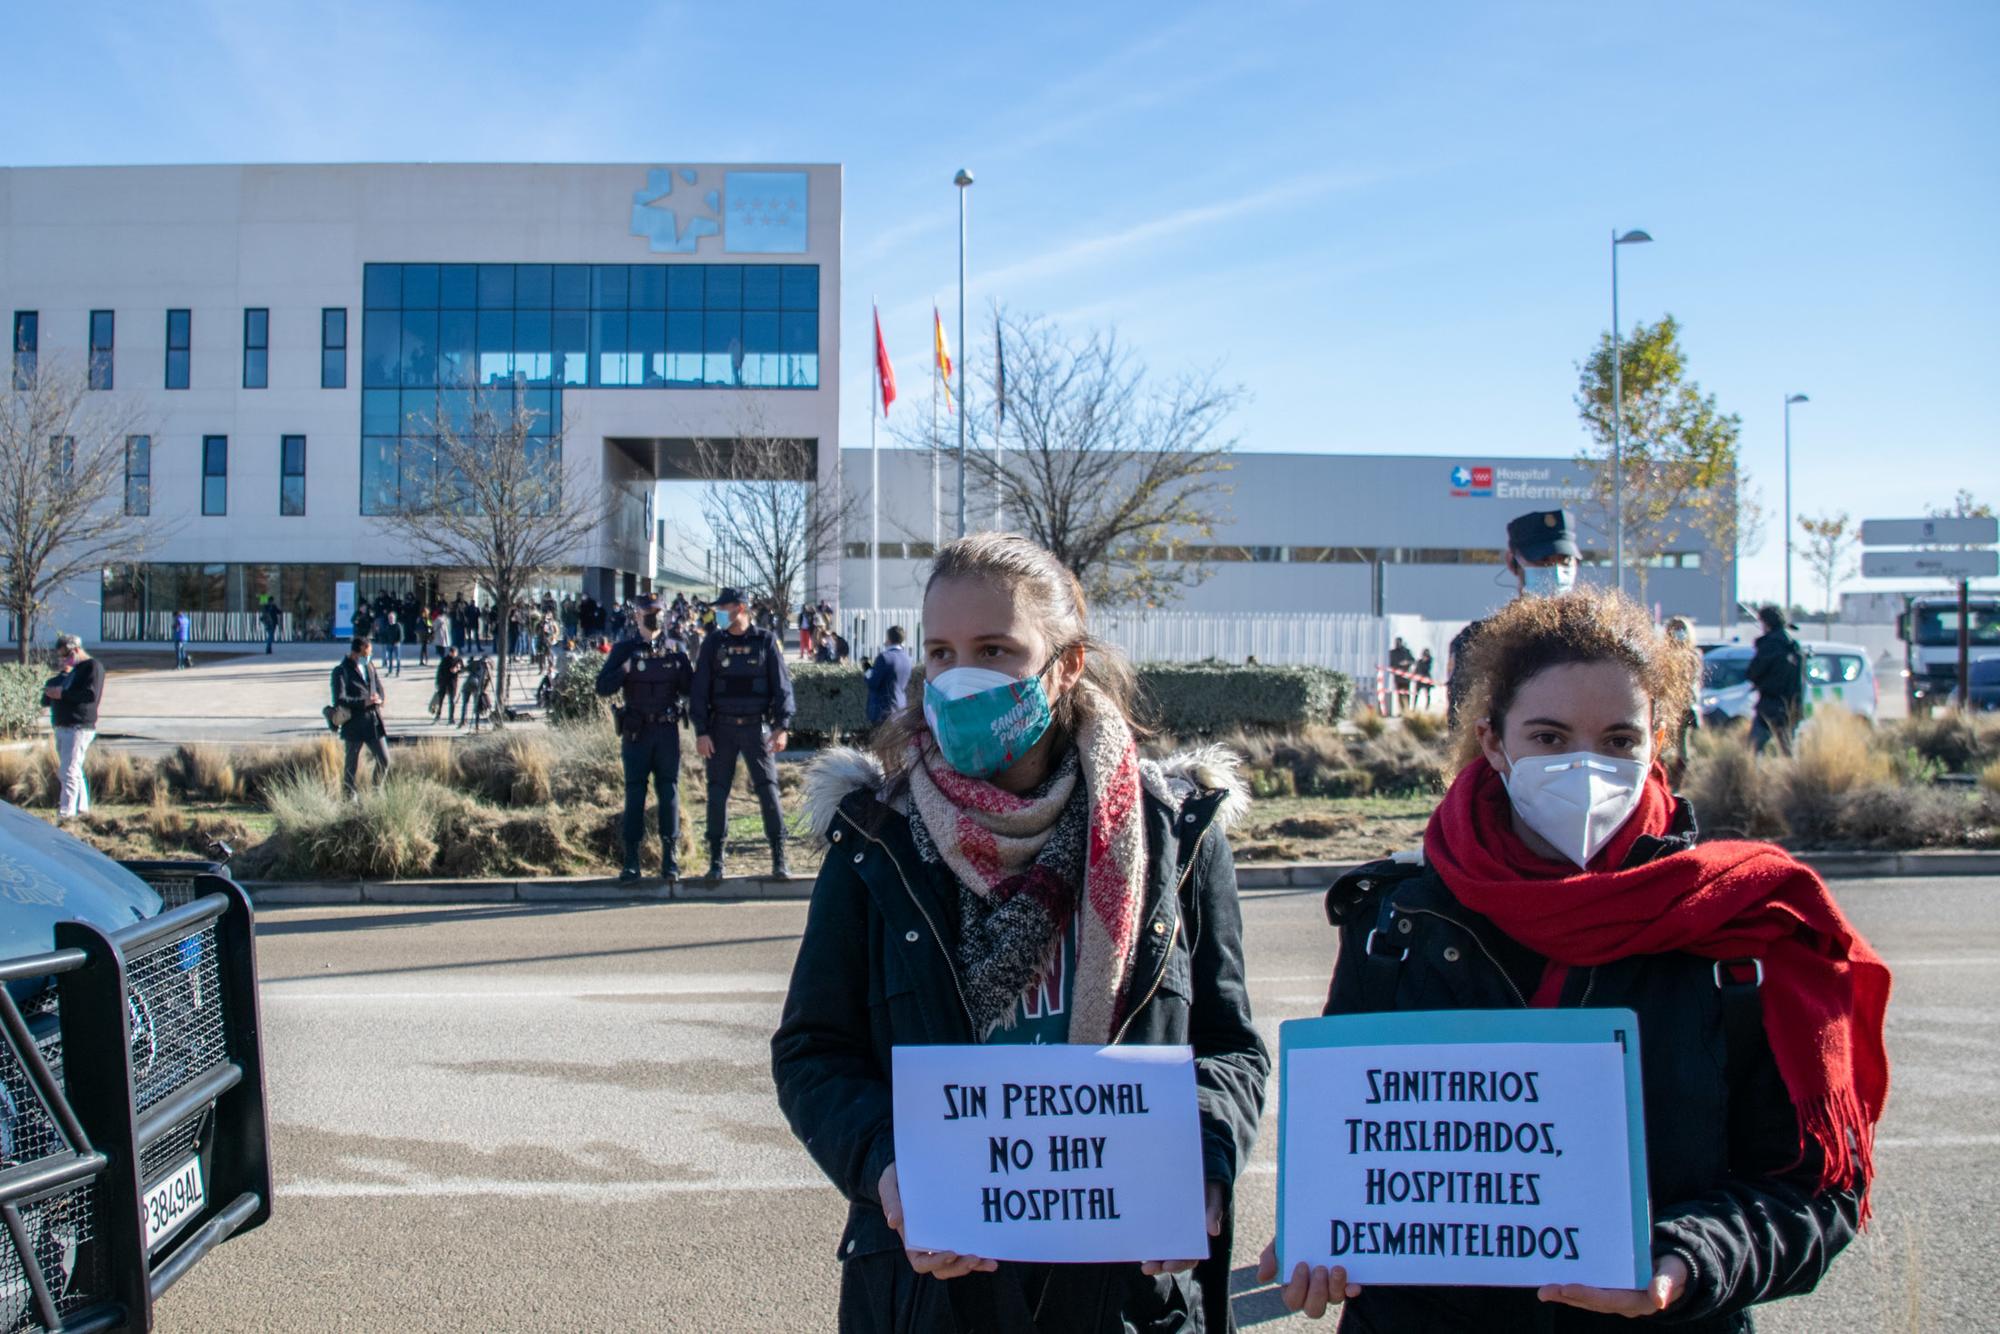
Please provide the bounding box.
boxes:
[1609,227,1652,595]
[954,168,974,537]
[1783,393,1809,614]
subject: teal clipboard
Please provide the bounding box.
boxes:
[1277,1008,1652,1290]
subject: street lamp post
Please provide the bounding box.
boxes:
[1609,228,1652,595]
[1783,393,1809,614]
[954,168,974,537]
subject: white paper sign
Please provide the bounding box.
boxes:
[891,1044,1208,1264]
[334,581,357,638]
[1279,1010,1650,1289]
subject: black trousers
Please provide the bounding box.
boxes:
[621,730,682,872]
[704,717,784,849]
[343,732,390,794]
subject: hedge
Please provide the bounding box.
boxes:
[0,663,49,740]
[785,659,1352,743]
[1135,662,1353,733]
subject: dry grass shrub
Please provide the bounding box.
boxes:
[164,743,247,802]
[1352,709,1388,740]
[1982,757,2000,796]
[0,746,54,806]
[1401,711,1447,745]
[1682,727,1786,840]
[1782,707,1895,846]
[256,772,468,880]
[1889,712,2000,774]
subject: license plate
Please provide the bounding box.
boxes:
[142,1155,206,1251]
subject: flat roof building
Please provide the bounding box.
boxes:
[2,162,841,642]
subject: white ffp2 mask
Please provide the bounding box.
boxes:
[1500,749,1647,869]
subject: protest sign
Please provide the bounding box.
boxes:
[891,1044,1208,1264]
[1278,1009,1650,1289]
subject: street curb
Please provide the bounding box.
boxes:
[238,849,2000,907]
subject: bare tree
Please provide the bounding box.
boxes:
[907,310,1241,607]
[1695,472,1767,631]
[1575,315,1742,603]
[1797,511,1858,639]
[692,407,859,624]
[0,353,155,661]
[370,386,606,715]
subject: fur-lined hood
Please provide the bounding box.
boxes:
[800,744,1250,845]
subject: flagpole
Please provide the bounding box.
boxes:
[954,168,973,537]
[991,302,1003,529]
[930,298,941,555]
[870,298,880,644]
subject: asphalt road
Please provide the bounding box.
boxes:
[154,876,1994,1332]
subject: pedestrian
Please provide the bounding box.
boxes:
[1747,604,1807,755]
[432,645,463,724]
[416,603,434,666]
[1664,616,1699,784]
[172,607,192,669]
[44,634,104,822]
[689,587,794,880]
[561,593,578,642]
[596,596,694,885]
[798,600,817,660]
[380,610,404,676]
[260,598,281,655]
[863,625,912,726]
[774,532,1268,1332]
[1262,584,1886,1325]
[460,652,492,731]
[1446,508,1580,727]
[1388,635,1415,715]
[1412,647,1435,710]
[330,635,389,796]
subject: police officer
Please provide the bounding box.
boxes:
[690,587,795,881]
[1445,508,1582,726]
[596,595,694,885]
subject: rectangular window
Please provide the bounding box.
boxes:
[125,435,151,515]
[11,311,36,390]
[166,309,191,389]
[243,308,269,389]
[281,435,307,515]
[89,310,115,389]
[202,435,228,515]
[321,308,347,388]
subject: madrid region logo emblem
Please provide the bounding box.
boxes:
[1450,465,1494,498]
[630,167,809,255]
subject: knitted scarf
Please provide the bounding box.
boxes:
[904,688,1147,1044]
[1425,758,1892,1215]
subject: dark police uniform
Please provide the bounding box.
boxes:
[1446,508,1580,727]
[595,628,694,881]
[690,599,795,878]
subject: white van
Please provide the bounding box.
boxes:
[1700,639,1878,725]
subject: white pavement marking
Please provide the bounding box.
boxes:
[283,1176,826,1200]
[1877,1134,2000,1149]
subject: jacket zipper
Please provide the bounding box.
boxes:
[1110,825,1208,1045]
[844,815,976,1031]
[1398,906,1530,1008]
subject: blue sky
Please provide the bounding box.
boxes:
[6,0,1995,604]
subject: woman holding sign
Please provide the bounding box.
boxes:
[775,533,1269,1332]
[1263,586,1889,1329]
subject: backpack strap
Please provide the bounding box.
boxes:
[1714,957,1766,1086]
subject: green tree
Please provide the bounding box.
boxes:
[1574,315,1742,603]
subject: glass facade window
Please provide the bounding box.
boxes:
[11,311,35,390]
[166,309,191,389]
[281,435,307,515]
[243,308,269,388]
[125,435,151,515]
[322,308,347,389]
[89,310,115,390]
[202,435,227,515]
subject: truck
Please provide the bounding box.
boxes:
[1897,592,2000,714]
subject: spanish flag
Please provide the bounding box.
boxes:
[934,306,954,414]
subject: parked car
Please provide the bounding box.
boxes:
[1700,639,1878,727]
[0,800,271,1332]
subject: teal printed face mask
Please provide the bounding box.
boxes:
[1521,563,1576,598]
[923,662,1056,778]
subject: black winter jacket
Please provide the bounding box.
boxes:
[1745,629,1804,719]
[1318,801,1860,1332]
[772,747,1270,1333]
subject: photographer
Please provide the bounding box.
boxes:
[596,596,694,885]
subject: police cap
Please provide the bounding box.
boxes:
[1506,509,1580,563]
[714,587,747,607]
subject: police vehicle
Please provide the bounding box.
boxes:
[0,800,270,1331]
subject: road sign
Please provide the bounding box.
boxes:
[1862,549,2000,579]
[1860,516,2000,547]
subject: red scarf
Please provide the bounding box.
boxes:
[1424,759,1890,1213]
